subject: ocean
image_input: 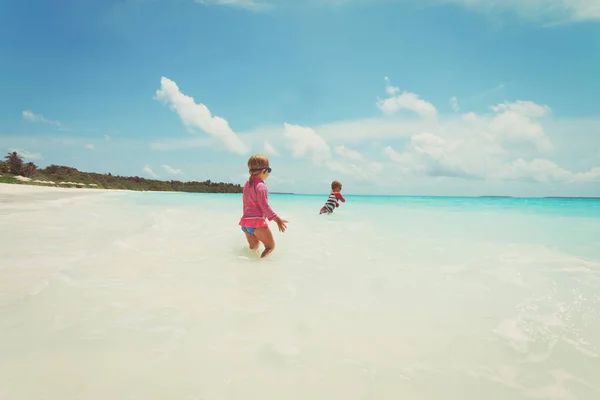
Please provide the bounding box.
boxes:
[1,186,599,399]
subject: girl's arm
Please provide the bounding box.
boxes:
[256,183,278,221]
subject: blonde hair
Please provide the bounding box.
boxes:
[331,180,342,190]
[247,154,270,176]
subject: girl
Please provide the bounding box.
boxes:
[239,154,288,258]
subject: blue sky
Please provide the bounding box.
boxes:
[1,0,599,196]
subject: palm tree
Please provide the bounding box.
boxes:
[4,152,23,175]
[21,162,37,177]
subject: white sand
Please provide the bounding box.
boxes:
[1,187,599,400]
[0,182,122,195]
[0,182,128,203]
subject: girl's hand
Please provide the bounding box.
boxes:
[274,216,288,233]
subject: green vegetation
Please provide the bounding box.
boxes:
[0,174,18,184]
[0,152,242,193]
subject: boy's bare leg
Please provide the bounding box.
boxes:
[244,232,260,251]
[254,227,275,258]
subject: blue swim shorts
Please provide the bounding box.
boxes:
[241,226,256,235]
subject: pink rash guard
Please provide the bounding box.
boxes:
[239,176,277,228]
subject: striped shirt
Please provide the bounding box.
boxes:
[321,191,345,213]
[239,176,277,227]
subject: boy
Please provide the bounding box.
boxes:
[319,180,345,214]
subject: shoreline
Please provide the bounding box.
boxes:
[2,182,599,201]
[0,181,194,196]
[0,182,131,195]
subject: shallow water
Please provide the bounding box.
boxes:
[0,189,599,399]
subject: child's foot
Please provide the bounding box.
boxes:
[261,247,273,258]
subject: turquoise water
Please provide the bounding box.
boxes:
[1,187,599,399]
[129,192,600,258]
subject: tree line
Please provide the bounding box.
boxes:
[0,151,243,193]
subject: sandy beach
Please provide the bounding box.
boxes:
[1,184,599,399]
[0,183,134,206]
[0,182,120,197]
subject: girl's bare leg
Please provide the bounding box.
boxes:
[254,227,275,258]
[244,232,260,251]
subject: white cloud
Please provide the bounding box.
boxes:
[264,140,279,156]
[305,97,552,155]
[195,0,271,11]
[216,75,598,191]
[85,144,95,150]
[6,148,44,161]
[450,96,459,112]
[162,164,184,176]
[384,132,485,179]
[384,137,600,184]
[486,100,554,153]
[104,135,111,141]
[488,159,600,183]
[334,145,364,161]
[284,123,333,163]
[265,174,296,186]
[5,86,599,196]
[22,110,61,126]
[282,123,384,181]
[573,166,600,183]
[306,117,437,143]
[442,0,600,24]
[188,0,600,23]
[376,77,437,119]
[495,158,575,183]
[380,98,600,184]
[143,166,159,178]
[490,100,550,117]
[154,76,249,156]
[322,0,600,23]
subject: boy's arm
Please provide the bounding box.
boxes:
[256,184,278,221]
[334,192,345,202]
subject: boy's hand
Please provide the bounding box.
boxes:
[274,216,288,233]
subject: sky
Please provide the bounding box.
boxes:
[1,0,600,196]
